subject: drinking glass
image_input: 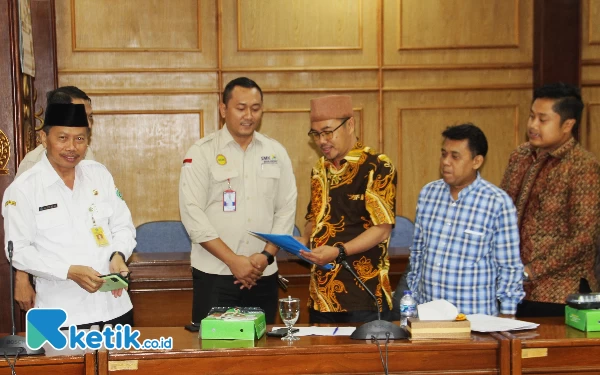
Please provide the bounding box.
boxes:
[278,296,300,341]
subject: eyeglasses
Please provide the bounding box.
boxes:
[307,118,349,142]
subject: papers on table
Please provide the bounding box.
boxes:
[249,231,333,270]
[466,314,539,332]
[271,327,356,336]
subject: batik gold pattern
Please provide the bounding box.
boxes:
[310,264,347,312]
[306,143,397,312]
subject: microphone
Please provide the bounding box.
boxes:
[339,259,407,340]
[0,241,45,356]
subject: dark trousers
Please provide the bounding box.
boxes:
[62,309,134,330]
[309,305,394,324]
[516,278,592,318]
[192,268,279,324]
[516,300,565,317]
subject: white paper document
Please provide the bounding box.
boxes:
[417,299,459,321]
[271,326,356,336]
[466,314,539,332]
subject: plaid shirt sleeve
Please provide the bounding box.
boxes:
[493,194,525,314]
[406,187,427,300]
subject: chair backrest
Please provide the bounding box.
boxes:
[134,221,191,253]
[389,216,415,248]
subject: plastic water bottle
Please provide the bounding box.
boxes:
[399,290,417,326]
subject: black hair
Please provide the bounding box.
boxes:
[442,123,488,158]
[533,82,583,136]
[222,77,263,105]
[46,86,91,104]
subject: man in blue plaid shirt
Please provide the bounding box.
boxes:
[407,124,524,316]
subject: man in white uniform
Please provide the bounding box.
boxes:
[3,103,135,328]
[14,86,96,313]
[179,77,297,325]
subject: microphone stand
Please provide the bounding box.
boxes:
[0,241,45,355]
[339,260,407,340]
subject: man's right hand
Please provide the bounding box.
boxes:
[14,270,35,311]
[228,255,262,289]
[67,265,104,293]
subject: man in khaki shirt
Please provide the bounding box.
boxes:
[13,86,95,312]
[179,77,297,325]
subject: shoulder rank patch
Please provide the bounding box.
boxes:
[4,200,16,207]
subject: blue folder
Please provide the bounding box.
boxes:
[249,231,333,270]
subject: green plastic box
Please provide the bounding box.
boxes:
[201,340,256,349]
[565,305,600,332]
[200,307,266,340]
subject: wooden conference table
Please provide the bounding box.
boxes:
[3,318,600,374]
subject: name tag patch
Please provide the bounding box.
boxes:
[39,204,58,211]
[261,155,278,165]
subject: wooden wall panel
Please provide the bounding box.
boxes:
[58,72,219,94]
[590,0,600,45]
[384,0,532,65]
[584,0,600,60]
[586,103,600,158]
[581,87,600,159]
[55,0,217,70]
[73,0,201,51]
[221,0,378,68]
[238,0,362,51]
[383,90,532,220]
[399,0,518,50]
[583,0,600,159]
[222,71,379,92]
[92,111,203,227]
[384,67,532,91]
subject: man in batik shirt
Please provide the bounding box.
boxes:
[300,95,397,323]
[501,83,600,317]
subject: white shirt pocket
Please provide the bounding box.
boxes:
[35,207,69,244]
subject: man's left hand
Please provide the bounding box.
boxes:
[235,253,268,290]
[300,245,338,266]
[109,255,129,298]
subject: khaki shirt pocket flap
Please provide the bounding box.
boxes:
[210,166,239,182]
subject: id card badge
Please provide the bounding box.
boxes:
[91,226,110,247]
[223,189,236,212]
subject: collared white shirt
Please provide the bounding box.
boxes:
[3,154,136,326]
[16,144,96,178]
[179,126,297,276]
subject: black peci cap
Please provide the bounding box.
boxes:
[44,103,89,127]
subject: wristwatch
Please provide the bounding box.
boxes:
[261,250,275,265]
[335,244,347,263]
